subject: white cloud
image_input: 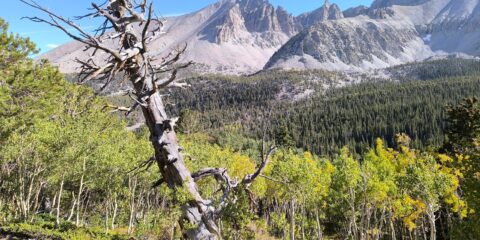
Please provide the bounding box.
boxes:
[161,12,185,17]
[46,44,59,49]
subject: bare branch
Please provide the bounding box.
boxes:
[191,168,236,186]
[243,145,276,185]
[76,60,114,83]
[191,167,240,216]
[128,156,156,174]
[155,44,189,72]
[102,104,132,113]
[155,69,178,88]
[260,174,288,185]
[169,82,191,89]
[152,178,164,188]
[141,3,153,53]
[91,3,120,31]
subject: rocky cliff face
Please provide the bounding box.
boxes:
[369,0,480,56]
[265,16,432,71]
[343,6,369,18]
[200,0,299,46]
[265,0,480,72]
[297,0,344,28]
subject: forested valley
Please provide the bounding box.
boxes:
[1,13,480,240]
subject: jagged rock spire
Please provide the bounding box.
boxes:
[324,0,330,8]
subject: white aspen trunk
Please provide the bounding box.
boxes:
[81,192,90,226]
[111,194,118,230]
[56,175,64,225]
[67,192,76,222]
[348,188,358,240]
[51,193,57,215]
[422,217,428,240]
[76,158,86,226]
[301,199,305,240]
[128,176,137,234]
[24,171,36,219]
[290,199,296,240]
[427,204,436,240]
[390,217,396,240]
[315,207,323,240]
[376,206,386,240]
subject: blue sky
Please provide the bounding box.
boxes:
[1,0,373,54]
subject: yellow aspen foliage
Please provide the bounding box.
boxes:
[394,196,426,231]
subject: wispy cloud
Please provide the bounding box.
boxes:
[46,44,59,49]
[160,12,186,17]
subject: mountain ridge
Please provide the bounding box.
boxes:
[265,0,480,71]
[40,0,480,74]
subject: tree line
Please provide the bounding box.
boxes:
[167,66,480,156]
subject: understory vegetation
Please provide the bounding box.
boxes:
[1,18,479,239]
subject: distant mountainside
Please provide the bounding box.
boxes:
[41,0,480,74]
[42,0,342,74]
[265,0,480,71]
[264,16,430,71]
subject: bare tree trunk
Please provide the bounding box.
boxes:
[67,192,76,222]
[111,194,118,230]
[290,199,296,240]
[134,84,220,239]
[128,176,137,234]
[50,193,57,215]
[76,158,86,226]
[390,217,396,240]
[31,181,44,220]
[348,188,358,240]
[427,204,436,240]
[81,192,90,226]
[376,206,386,240]
[56,175,64,226]
[301,198,305,240]
[315,207,323,240]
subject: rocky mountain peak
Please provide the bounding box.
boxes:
[324,0,331,8]
[343,5,369,18]
[200,0,299,44]
[297,1,344,28]
[236,0,269,10]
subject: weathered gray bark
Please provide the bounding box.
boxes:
[22,0,274,238]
